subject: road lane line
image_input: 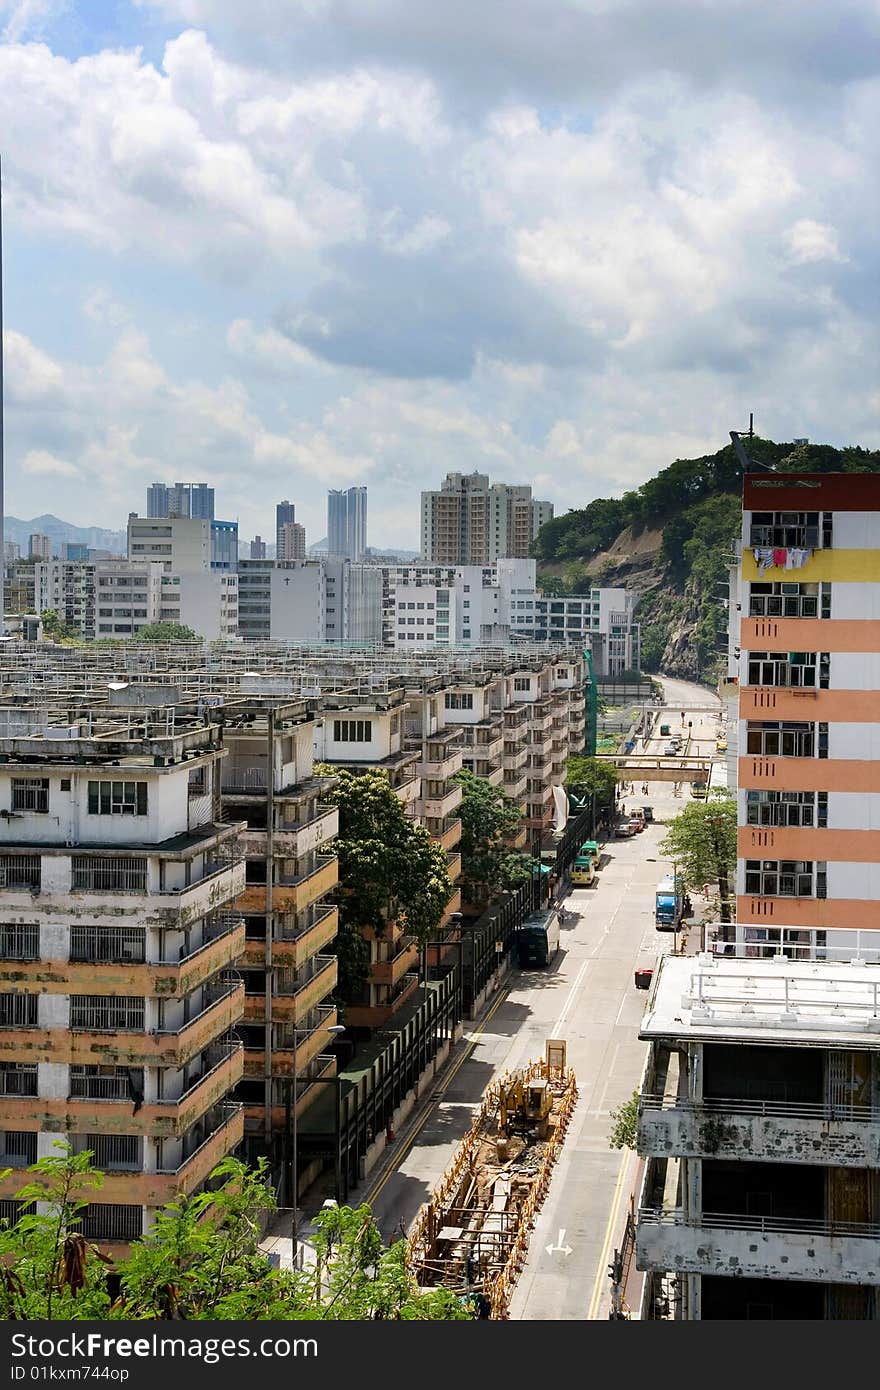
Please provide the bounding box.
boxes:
[551,957,590,1034]
[586,1146,632,1321]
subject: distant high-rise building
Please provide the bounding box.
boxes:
[28,533,51,562]
[60,543,89,562]
[420,472,552,565]
[276,501,296,558]
[327,486,367,561]
[250,535,267,560]
[277,521,306,562]
[3,541,20,564]
[147,482,215,520]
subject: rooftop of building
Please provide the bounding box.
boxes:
[641,952,880,1050]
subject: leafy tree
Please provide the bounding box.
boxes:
[40,609,77,643]
[608,1091,639,1151]
[453,768,531,904]
[0,1143,110,1320]
[132,621,200,642]
[318,767,453,1000]
[564,755,618,812]
[659,790,737,924]
[0,1147,469,1320]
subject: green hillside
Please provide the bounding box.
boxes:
[532,438,880,683]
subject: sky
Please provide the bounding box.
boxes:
[1,1,879,550]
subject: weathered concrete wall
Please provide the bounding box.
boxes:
[637,1221,880,1284]
[639,1108,880,1168]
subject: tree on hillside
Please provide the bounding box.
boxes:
[132,622,200,642]
[0,1145,468,1320]
[453,768,531,905]
[318,767,453,999]
[659,791,737,925]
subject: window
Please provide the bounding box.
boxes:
[746,791,827,828]
[73,1134,142,1171]
[70,996,145,1031]
[0,925,39,960]
[70,1066,143,1101]
[0,1064,37,1097]
[744,860,815,897]
[11,779,49,813]
[87,781,148,816]
[745,722,826,758]
[445,692,474,710]
[746,651,829,689]
[78,1205,143,1241]
[70,926,146,963]
[0,994,38,1027]
[749,511,824,549]
[0,856,41,891]
[71,858,147,893]
[333,719,372,743]
[514,677,530,691]
[0,1131,37,1166]
[748,582,824,618]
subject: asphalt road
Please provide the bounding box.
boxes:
[360,675,721,1319]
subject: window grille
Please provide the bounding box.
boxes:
[70,996,145,1031]
[71,857,147,892]
[0,1131,37,1166]
[0,856,41,891]
[0,1064,38,1097]
[70,926,146,963]
[0,924,39,960]
[11,779,49,813]
[0,994,38,1027]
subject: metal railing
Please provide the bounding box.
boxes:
[0,994,38,1028]
[72,1134,142,1171]
[70,1067,140,1101]
[639,1092,877,1122]
[639,1207,880,1240]
[156,1102,242,1173]
[77,1204,143,1241]
[70,926,146,964]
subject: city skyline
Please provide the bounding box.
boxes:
[1,4,878,550]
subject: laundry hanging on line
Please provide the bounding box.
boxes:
[752,545,813,575]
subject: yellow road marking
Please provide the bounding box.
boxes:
[363,984,511,1209]
[586,1147,632,1321]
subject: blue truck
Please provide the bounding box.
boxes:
[655,875,684,932]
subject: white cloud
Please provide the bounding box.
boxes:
[21,448,79,478]
[0,0,62,42]
[786,218,846,265]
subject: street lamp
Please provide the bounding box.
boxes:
[286,1022,346,1270]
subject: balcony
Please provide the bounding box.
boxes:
[0,918,245,999]
[19,1042,247,1138]
[503,773,528,800]
[369,937,419,987]
[436,819,462,852]
[344,973,419,1029]
[241,904,338,971]
[243,1005,338,1079]
[638,1095,880,1169]
[240,806,339,860]
[422,784,463,820]
[3,982,248,1069]
[503,745,528,771]
[244,954,337,1026]
[235,854,338,914]
[637,1208,880,1285]
[446,851,462,883]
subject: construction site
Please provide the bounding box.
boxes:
[407,1045,578,1318]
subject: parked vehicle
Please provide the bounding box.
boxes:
[629,808,646,832]
[579,839,601,867]
[659,724,671,737]
[515,908,561,967]
[690,781,708,799]
[615,821,636,838]
[641,806,654,823]
[655,874,684,931]
[663,743,679,756]
[570,854,596,886]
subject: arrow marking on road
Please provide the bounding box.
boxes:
[545,1227,573,1257]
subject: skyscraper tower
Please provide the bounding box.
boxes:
[327,487,367,561]
[276,501,296,558]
